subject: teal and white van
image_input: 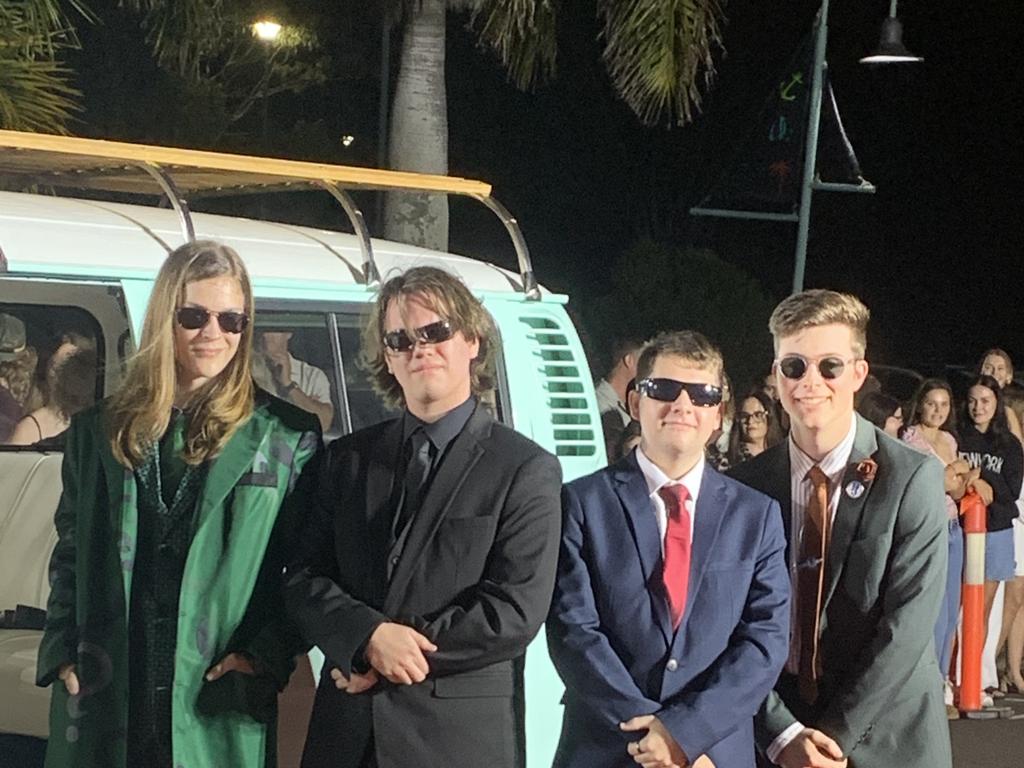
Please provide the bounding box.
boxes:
[0,131,604,766]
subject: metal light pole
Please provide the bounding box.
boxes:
[790,0,922,295]
[791,0,830,295]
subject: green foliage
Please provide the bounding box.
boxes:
[597,0,725,126]
[584,239,776,389]
[469,0,557,91]
[119,0,328,136]
[0,0,92,133]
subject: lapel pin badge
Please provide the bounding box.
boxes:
[845,480,865,499]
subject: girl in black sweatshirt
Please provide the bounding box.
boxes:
[959,375,1024,622]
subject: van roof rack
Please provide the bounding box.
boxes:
[0,130,539,299]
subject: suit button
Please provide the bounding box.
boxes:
[667,658,678,672]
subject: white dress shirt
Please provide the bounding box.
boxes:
[634,447,704,550]
[767,415,857,763]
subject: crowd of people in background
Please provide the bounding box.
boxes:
[595,343,1024,718]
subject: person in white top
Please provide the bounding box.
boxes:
[730,289,949,768]
[595,336,643,461]
[253,330,334,432]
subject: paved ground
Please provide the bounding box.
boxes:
[5,693,1024,768]
[951,689,1024,768]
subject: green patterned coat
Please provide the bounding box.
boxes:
[36,392,321,768]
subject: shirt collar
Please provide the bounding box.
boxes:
[403,396,476,452]
[635,446,705,502]
[788,413,857,483]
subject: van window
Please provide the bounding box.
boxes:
[251,310,341,438]
[0,304,102,447]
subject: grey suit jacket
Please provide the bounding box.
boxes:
[730,415,951,768]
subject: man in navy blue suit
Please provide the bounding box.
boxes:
[547,331,791,768]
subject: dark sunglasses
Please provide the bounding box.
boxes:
[383,319,454,353]
[175,306,249,334]
[776,354,855,381]
[637,377,723,407]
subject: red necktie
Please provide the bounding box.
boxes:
[659,484,692,629]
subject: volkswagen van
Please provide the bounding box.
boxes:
[0,131,603,766]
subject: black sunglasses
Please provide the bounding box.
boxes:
[175,306,249,334]
[637,377,723,407]
[383,319,455,353]
[776,354,855,381]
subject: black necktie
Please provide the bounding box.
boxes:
[394,427,435,537]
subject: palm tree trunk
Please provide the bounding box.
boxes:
[384,0,449,251]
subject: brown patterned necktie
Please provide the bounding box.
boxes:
[798,465,830,704]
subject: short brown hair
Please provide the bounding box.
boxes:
[769,289,870,357]
[635,331,724,387]
[362,266,497,408]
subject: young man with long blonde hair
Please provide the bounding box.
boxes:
[37,240,321,768]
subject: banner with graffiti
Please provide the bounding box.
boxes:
[692,32,864,218]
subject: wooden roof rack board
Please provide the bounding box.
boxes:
[0,130,539,299]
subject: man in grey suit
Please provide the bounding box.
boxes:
[730,289,950,768]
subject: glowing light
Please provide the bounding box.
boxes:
[340,135,355,147]
[252,20,282,42]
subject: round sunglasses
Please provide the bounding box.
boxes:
[776,354,856,381]
[383,319,455,353]
[175,306,249,334]
[637,377,723,407]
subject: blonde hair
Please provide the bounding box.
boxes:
[769,289,870,358]
[108,241,255,468]
[361,266,496,409]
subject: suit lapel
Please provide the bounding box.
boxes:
[613,455,673,643]
[194,409,268,534]
[678,466,729,640]
[367,418,403,528]
[823,415,879,608]
[383,407,488,613]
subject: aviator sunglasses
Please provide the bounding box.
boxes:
[776,354,856,381]
[637,377,723,407]
[383,319,455,353]
[175,307,249,334]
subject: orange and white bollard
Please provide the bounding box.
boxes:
[959,489,986,714]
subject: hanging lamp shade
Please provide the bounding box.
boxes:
[860,16,923,64]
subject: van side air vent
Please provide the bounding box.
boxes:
[520,315,598,458]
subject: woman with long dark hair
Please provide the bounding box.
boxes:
[958,375,1023,639]
[36,241,321,768]
[726,389,783,467]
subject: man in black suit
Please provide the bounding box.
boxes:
[285,266,562,768]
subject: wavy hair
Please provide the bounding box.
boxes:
[361,266,496,409]
[108,241,255,468]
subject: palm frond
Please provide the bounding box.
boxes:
[469,0,557,91]
[0,0,88,133]
[597,0,726,126]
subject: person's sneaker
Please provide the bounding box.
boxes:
[946,704,960,720]
[982,692,994,708]
[943,678,954,707]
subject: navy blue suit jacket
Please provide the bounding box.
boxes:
[546,453,790,768]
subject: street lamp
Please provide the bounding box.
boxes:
[860,1,923,64]
[252,19,282,149]
[790,0,923,294]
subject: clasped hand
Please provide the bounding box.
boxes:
[329,622,438,692]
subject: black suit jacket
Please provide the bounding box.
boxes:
[285,403,562,768]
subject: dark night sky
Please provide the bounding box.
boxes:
[70,1,1024,374]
